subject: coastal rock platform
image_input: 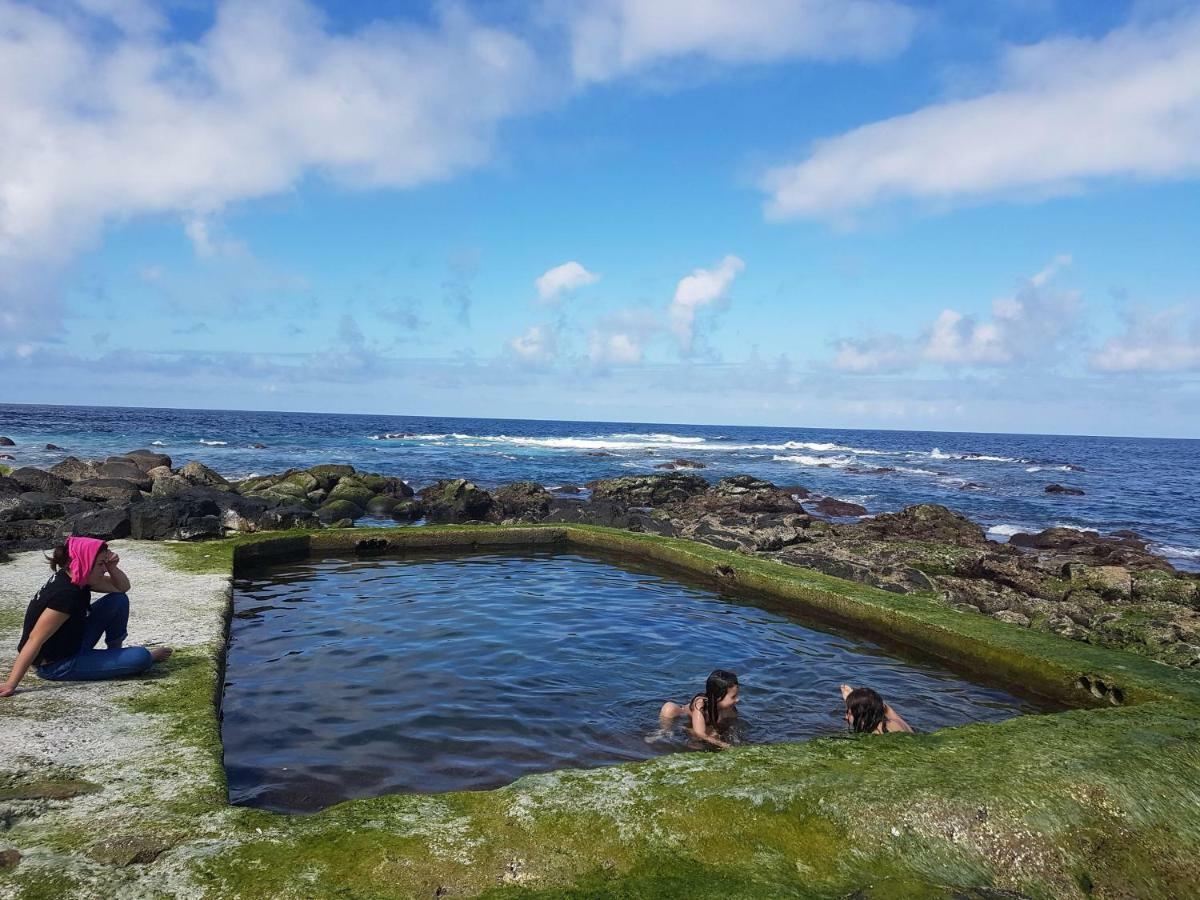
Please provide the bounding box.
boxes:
[2,526,1200,898]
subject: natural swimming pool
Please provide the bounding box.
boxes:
[223,549,1056,813]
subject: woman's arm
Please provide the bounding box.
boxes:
[0,609,70,697]
[88,552,131,594]
[688,701,729,750]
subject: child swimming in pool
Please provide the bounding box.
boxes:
[658,669,740,749]
[840,683,913,734]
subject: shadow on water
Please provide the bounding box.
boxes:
[222,548,1061,814]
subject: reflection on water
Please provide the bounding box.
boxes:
[223,549,1056,813]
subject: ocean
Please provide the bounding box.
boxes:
[1,403,1196,571]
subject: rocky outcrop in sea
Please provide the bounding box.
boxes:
[2,452,1197,669]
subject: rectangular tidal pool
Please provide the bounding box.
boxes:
[223,549,1059,813]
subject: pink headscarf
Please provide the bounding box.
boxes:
[67,536,106,586]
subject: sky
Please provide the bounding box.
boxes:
[1,0,1198,437]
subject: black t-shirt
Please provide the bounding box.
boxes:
[18,569,91,665]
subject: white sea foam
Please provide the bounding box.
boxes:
[772,454,852,468]
[607,433,706,444]
[895,466,940,476]
[931,447,1019,463]
[368,431,888,455]
[1154,544,1200,560]
[151,440,166,446]
[987,524,1032,539]
[199,439,227,446]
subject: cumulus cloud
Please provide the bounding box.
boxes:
[762,11,1200,220]
[668,255,744,353]
[508,323,558,364]
[1091,307,1200,373]
[565,0,917,83]
[831,256,1080,372]
[535,261,600,302]
[587,309,662,367]
[589,330,643,365]
[0,0,541,338]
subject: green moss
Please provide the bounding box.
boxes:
[0,777,100,801]
[0,463,11,476]
[159,539,235,575]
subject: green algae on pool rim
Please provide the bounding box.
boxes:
[5,524,1200,899]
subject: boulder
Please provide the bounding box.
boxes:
[0,436,14,446]
[857,504,988,547]
[419,479,494,523]
[68,479,144,505]
[389,500,424,522]
[1046,483,1085,496]
[146,465,173,479]
[654,458,707,470]
[365,495,403,515]
[585,473,708,507]
[326,477,374,509]
[257,506,320,530]
[45,444,65,451]
[9,467,69,497]
[49,457,101,483]
[492,482,552,521]
[236,474,281,494]
[673,476,803,517]
[96,459,151,489]
[317,499,364,523]
[307,464,357,490]
[151,475,194,499]
[122,449,172,472]
[0,519,58,543]
[0,492,66,522]
[63,507,132,541]
[129,498,221,541]
[180,460,230,490]
[359,473,413,497]
[0,476,21,498]
[809,497,869,518]
[1065,563,1133,600]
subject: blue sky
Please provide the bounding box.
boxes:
[2,0,1198,436]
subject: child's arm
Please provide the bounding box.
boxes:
[688,700,730,750]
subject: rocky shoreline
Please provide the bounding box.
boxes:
[2,450,1197,669]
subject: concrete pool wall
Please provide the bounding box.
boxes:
[2,524,1200,898]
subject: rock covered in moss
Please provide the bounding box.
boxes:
[585,472,709,506]
[420,479,493,522]
[492,482,552,521]
[317,498,364,523]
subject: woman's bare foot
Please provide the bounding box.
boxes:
[150,647,173,664]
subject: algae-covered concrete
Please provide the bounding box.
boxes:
[2,525,1200,899]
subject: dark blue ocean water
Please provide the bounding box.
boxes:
[1,403,1196,570]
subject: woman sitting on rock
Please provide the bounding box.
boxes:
[840,683,913,734]
[0,537,172,697]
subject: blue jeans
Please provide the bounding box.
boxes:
[36,593,155,681]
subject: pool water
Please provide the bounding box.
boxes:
[223,550,1056,813]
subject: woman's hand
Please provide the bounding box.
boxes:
[839,683,853,700]
[0,683,17,698]
[105,551,120,568]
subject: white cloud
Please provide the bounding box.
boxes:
[1091,307,1200,373]
[831,256,1080,371]
[535,261,600,301]
[668,254,744,353]
[589,330,643,366]
[566,0,917,83]
[0,0,542,337]
[762,11,1200,220]
[508,323,558,364]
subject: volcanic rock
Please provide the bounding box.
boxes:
[9,467,69,497]
[809,497,868,518]
[585,473,708,507]
[1046,483,1085,496]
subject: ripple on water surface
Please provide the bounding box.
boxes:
[222,550,1057,813]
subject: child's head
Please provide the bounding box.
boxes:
[704,669,739,724]
[844,687,886,733]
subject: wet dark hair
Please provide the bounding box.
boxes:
[45,540,107,572]
[845,687,888,733]
[701,669,739,729]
